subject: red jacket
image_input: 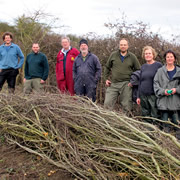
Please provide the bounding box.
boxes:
[56,47,79,94]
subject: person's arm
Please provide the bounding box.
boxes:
[136,69,142,105]
[154,70,166,97]
[73,59,77,81]
[104,53,113,81]
[24,56,29,81]
[133,55,141,71]
[94,56,102,84]
[17,46,24,69]
[42,55,49,81]
[74,48,80,57]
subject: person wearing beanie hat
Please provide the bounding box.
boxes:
[79,39,88,47]
[73,39,101,102]
[56,36,79,95]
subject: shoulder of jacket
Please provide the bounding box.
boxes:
[112,50,119,55]
[71,47,78,51]
[27,52,33,56]
[12,43,20,48]
[39,52,46,56]
[128,51,137,58]
[157,65,165,73]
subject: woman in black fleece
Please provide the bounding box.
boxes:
[136,46,162,122]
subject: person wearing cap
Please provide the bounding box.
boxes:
[24,43,49,93]
[0,32,24,93]
[56,36,79,95]
[104,38,141,113]
[73,39,101,102]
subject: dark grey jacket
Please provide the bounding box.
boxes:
[73,52,101,88]
[154,65,180,110]
[130,70,140,102]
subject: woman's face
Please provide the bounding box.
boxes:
[144,49,154,62]
[166,53,175,65]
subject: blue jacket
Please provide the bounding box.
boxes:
[0,43,24,69]
[73,52,101,87]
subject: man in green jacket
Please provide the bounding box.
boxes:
[104,38,140,112]
[24,43,49,93]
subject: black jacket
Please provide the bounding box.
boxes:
[130,70,140,102]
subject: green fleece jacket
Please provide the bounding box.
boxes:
[104,50,141,83]
[25,52,49,81]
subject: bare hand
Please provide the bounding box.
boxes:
[24,78,26,83]
[106,80,111,87]
[40,80,45,84]
[136,98,141,105]
[165,89,170,96]
[171,88,176,94]
[128,83,133,87]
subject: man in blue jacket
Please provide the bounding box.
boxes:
[0,32,24,93]
[73,39,101,102]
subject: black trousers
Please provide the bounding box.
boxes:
[0,68,19,89]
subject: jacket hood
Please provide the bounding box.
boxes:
[161,64,180,79]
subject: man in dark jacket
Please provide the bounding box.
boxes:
[73,39,101,102]
[24,43,49,93]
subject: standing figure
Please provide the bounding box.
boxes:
[154,50,180,132]
[24,43,49,93]
[104,38,141,112]
[73,39,101,102]
[0,32,24,93]
[136,46,162,121]
[56,36,79,95]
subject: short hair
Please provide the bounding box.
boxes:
[2,32,13,40]
[32,43,39,46]
[142,46,157,59]
[163,50,177,60]
[119,38,129,45]
[61,36,70,43]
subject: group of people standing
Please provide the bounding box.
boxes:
[0,32,179,134]
[56,37,101,102]
[0,32,49,94]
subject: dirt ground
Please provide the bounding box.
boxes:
[0,140,73,180]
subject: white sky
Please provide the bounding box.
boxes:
[0,0,180,40]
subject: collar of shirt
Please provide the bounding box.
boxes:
[3,43,13,47]
[62,46,71,55]
[120,54,125,62]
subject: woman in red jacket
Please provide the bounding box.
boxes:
[56,36,79,95]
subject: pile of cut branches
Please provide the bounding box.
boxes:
[0,93,179,180]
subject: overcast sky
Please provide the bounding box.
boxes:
[0,0,180,40]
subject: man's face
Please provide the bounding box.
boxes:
[4,35,12,45]
[61,39,70,50]
[119,40,129,53]
[80,44,88,54]
[32,44,40,53]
